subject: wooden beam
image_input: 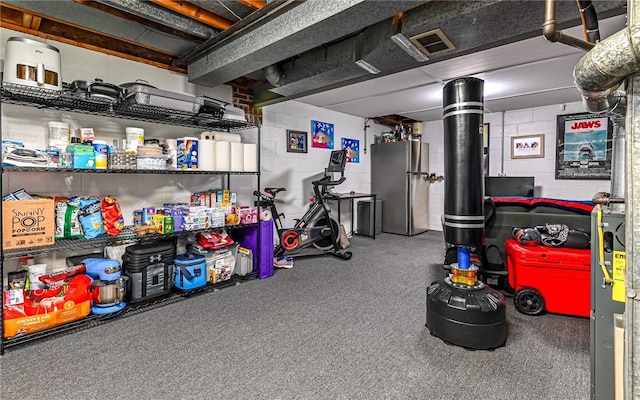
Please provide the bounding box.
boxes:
[73,0,207,43]
[372,115,418,128]
[237,0,266,10]
[30,15,42,30]
[148,0,233,30]
[21,12,32,28]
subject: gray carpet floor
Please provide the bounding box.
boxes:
[0,231,590,400]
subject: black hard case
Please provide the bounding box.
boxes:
[122,241,175,302]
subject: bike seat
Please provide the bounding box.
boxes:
[265,187,287,196]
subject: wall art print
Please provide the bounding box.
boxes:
[286,130,307,153]
[511,134,545,159]
[555,112,613,180]
[341,138,359,163]
[311,120,335,149]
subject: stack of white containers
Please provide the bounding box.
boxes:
[195,131,257,172]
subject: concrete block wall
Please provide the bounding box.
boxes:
[260,100,388,234]
[423,101,612,231]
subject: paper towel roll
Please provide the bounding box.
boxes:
[230,142,244,171]
[200,131,214,141]
[177,137,198,170]
[243,143,258,172]
[198,139,216,171]
[215,141,231,171]
[211,132,241,143]
[165,138,178,149]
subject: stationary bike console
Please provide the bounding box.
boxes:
[256,150,352,261]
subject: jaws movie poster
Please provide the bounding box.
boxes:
[555,112,612,180]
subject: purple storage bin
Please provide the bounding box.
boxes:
[231,220,274,279]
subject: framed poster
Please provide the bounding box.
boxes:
[555,112,613,180]
[511,134,545,159]
[341,138,359,163]
[311,120,335,149]
[286,130,307,153]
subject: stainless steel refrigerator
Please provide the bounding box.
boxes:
[371,141,430,236]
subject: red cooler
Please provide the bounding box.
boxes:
[505,239,590,317]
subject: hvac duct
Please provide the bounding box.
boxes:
[262,64,285,87]
[573,0,629,204]
[573,0,640,398]
[573,20,639,121]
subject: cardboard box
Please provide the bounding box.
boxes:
[2,199,55,250]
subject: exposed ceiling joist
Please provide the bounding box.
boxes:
[0,3,186,73]
[372,115,418,128]
[73,0,206,43]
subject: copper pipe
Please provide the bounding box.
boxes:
[543,0,595,50]
[592,192,625,205]
[238,0,265,9]
[148,0,234,30]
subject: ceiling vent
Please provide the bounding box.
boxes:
[409,28,455,56]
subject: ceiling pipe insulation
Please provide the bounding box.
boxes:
[573,8,637,124]
[572,0,634,206]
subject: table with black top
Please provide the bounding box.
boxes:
[323,192,377,239]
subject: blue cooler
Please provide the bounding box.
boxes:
[174,253,207,291]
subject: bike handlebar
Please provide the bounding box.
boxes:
[254,190,274,203]
[312,175,346,187]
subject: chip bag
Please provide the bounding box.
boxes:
[77,197,105,239]
[55,198,83,239]
[101,195,125,236]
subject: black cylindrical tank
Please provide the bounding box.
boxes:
[442,77,484,247]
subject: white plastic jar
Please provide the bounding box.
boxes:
[125,127,144,152]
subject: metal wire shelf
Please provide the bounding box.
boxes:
[3,270,258,350]
[0,82,257,131]
[2,223,259,260]
[1,166,259,175]
[1,82,263,354]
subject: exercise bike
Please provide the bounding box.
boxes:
[254,150,352,261]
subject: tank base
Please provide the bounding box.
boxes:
[426,278,507,350]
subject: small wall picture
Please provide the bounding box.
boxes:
[511,134,545,159]
[341,138,359,163]
[286,130,307,153]
[311,120,335,149]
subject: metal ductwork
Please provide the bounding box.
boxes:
[573,25,635,125]
[265,18,415,97]
[92,0,217,39]
[250,0,626,106]
[572,0,631,202]
[573,1,640,397]
[262,64,285,87]
[187,0,424,87]
[572,0,636,126]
